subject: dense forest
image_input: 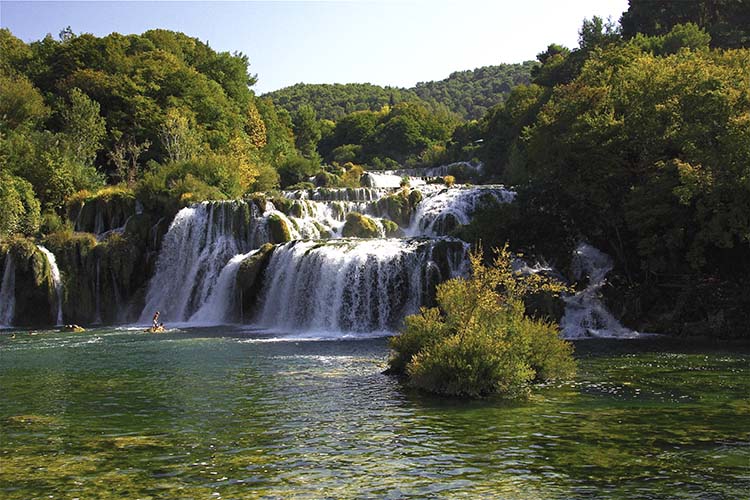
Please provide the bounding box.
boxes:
[1,0,749,337]
[264,62,537,121]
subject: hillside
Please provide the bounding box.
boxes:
[263,61,537,121]
[411,61,538,119]
[262,83,422,121]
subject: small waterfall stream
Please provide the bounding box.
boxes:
[37,245,64,326]
[407,185,515,236]
[188,249,260,325]
[560,243,638,338]
[0,255,16,327]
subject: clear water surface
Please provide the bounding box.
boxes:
[0,327,748,499]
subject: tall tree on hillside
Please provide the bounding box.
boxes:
[292,104,321,161]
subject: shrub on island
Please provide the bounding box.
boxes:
[388,245,576,398]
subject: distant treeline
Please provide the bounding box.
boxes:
[264,62,537,121]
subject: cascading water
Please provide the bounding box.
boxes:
[424,161,483,178]
[140,201,267,323]
[284,187,390,202]
[188,249,260,325]
[362,171,427,188]
[254,238,468,333]
[560,243,638,338]
[408,185,515,236]
[0,255,16,327]
[37,246,64,325]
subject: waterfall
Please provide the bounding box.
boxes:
[0,255,16,327]
[424,161,483,178]
[560,243,638,338]
[254,238,468,333]
[408,185,515,236]
[93,258,102,324]
[37,246,64,325]
[140,201,266,323]
[283,187,391,202]
[188,249,259,325]
[362,171,427,188]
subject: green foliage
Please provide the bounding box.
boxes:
[292,104,322,160]
[0,173,41,236]
[60,87,106,166]
[412,62,539,120]
[2,128,104,210]
[621,0,750,49]
[388,247,575,398]
[277,156,319,188]
[0,72,49,131]
[136,154,246,210]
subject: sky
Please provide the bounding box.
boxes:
[0,0,630,94]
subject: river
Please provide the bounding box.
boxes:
[1,328,747,498]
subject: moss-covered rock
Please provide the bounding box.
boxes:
[249,193,268,213]
[43,232,98,323]
[0,237,55,327]
[381,219,403,238]
[267,214,292,243]
[408,189,423,207]
[42,228,152,326]
[67,186,136,234]
[375,189,423,227]
[342,212,380,238]
[236,243,275,321]
[312,221,332,239]
[268,196,293,215]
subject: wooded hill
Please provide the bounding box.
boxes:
[263,62,536,121]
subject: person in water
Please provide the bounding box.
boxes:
[152,311,160,329]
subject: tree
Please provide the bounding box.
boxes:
[110,138,151,187]
[292,104,321,160]
[60,87,106,166]
[158,108,202,163]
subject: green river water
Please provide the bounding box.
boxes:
[0,327,748,499]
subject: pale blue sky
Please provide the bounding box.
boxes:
[0,0,629,94]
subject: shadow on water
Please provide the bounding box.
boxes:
[0,328,748,499]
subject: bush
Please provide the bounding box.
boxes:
[277,156,319,188]
[136,154,244,211]
[388,245,575,398]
